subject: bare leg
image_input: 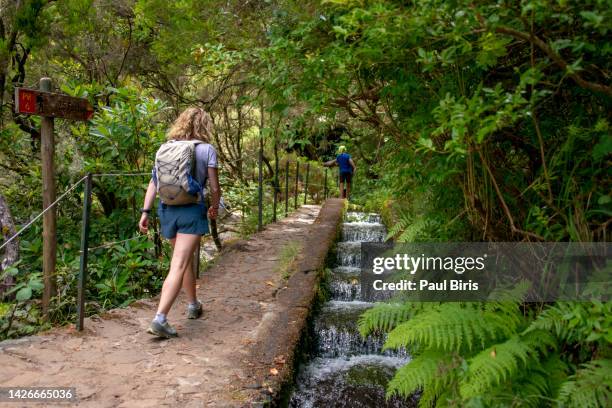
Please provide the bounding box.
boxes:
[157,233,200,315]
[346,182,351,200]
[181,237,199,304]
[339,181,345,198]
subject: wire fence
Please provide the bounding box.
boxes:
[0,157,346,334]
[0,174,88,252]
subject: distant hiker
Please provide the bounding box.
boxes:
[139,107,221,338]
[324,145,356,199]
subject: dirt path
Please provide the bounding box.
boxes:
[0,203,341,408]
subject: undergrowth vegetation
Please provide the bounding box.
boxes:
[359,299,611,407]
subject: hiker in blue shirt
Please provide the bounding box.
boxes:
[324,145,356,199]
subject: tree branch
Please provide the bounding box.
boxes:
[477,147,545,241]
[495,25,612,97]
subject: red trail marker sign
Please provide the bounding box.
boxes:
[15,87,94,121]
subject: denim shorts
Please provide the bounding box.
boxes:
[158,201,209,239]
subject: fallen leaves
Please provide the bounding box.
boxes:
[269,355,286,376]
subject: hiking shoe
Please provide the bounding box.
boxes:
[187,301,203,319]
[147,320,178,338]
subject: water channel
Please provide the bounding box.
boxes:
[288,212,417,408]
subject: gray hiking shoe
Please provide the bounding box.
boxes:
[187,301,203,319]
[147,320,178,338]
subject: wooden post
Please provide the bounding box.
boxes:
[294,161,299,209]
[284,161,289,216]
[77,173,92,331]
[273,140,278,222]
[14,80,93,315]
[336,167,340,198]
[303,163,310,205]
[40,77,56,316]
[257,109,264,232]
[324,168,328,199]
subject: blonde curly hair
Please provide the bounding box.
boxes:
[167,107,214,142]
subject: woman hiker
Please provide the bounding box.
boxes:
[324,145,356,199]
[138,107,221,338]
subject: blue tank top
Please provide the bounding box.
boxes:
[336,153,352,173]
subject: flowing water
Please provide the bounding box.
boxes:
[289,212,416,408]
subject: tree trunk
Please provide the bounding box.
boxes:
[0,194,18,298]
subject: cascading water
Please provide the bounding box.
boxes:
[289,212,416,408]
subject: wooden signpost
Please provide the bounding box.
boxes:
[15,78,94,316]
[15,86,95,121]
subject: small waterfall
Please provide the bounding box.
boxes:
[342,222,386,242]
[329,267,361,301]
[336,242,361,267]
[290,212,414,407]
[329,279,361,302]
[290,355,415,408]
[345,212,382,224]
[314,301,408,358]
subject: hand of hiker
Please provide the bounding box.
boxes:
[208,206,218,220]
[139,213,149,233]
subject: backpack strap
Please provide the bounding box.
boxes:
[187,140,202,175]
[190,141,210,204]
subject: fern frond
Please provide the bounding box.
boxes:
[386,350,455,406]
[384,303,516,353]
[486,279,531,303]
[484,300,524,329]
[466,353,568,408]
[516,354,569,407]
[386,209,412,241]
[397,218,431,242]
[460,331,555,398]
[538,353,570,399]
[526,301,576,341]
[557,359,612,408]
[357,302,417,337]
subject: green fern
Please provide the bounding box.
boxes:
[460,330,556,398]
[386,209,412,241]
[527,302,576,341]
[516,354,569,407]
[483,300,524,331]
[384,303,518,353]
[527,301,612,347]
[362,295,608,407]
[557,359,612,408]
[468,354,567,407]
[386,350,457,406]
[357,302,424,337]
[397,218,433,242]
[486,279,531,303]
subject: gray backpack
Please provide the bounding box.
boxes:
[154,140,203,205]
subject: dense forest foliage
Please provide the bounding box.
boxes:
[0,0,610,406]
